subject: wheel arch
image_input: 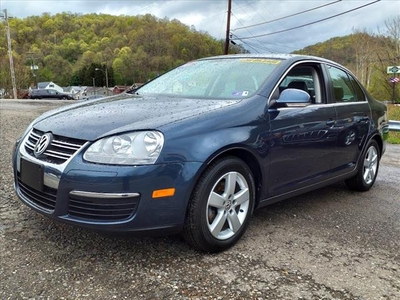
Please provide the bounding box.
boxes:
[205,147,263,208]
[371,133,384,158]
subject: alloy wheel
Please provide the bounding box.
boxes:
[206,171,250,240]
[363,145,378,185]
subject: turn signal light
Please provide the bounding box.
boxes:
[152,188,176,199]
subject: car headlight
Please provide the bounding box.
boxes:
[83,131,164,165]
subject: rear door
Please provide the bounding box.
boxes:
[323,64,371,176]
[41,90,50,99]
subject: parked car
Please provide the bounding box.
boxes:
[13,54,388,252]
[29,89,74,100]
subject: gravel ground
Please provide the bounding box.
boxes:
[1,100,400,299]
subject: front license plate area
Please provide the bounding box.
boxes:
[21,158,44,191]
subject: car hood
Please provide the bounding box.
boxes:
[33,94,240,141]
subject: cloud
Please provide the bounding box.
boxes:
[0,0,398,53]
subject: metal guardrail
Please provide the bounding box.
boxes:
[389,120,400,132]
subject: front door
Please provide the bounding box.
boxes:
[266,63,338,197]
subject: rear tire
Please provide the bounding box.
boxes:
[183,157,255,253]
[345,139,380,191]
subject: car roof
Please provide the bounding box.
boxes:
[200,53,339,66]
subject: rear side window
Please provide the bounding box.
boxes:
[326,66,365,103]
[348,76,366,101]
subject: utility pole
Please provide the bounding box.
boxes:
[1,9,17,99]
[224,0,232,55]
[27,52,38,88]
[95,66,109,95]
[105,67,109,95]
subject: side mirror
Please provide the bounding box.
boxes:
[277,88,310,104]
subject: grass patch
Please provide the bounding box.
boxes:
[387,104,400,144]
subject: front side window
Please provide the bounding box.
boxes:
[137,58,282,99]
[277,64,322,104]
[326,66,365,103]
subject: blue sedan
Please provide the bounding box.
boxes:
[13,54,388,252]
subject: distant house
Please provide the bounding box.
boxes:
[113,84,144,95]
[85,87,109,97]
[64,86,87,100]
[113,85,131,95]
[37,81,63,93]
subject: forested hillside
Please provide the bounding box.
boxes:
[294,21,400,102]
[0,12,246,90]
[1,12,399,102]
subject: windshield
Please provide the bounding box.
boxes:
[137,58,282,99]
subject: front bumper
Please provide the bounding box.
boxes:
[13,133,203,235]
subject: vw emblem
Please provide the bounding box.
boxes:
[34,133,53,157]
[223,200,232,211]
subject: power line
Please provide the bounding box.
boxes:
[237,0,381,40]
[231,0,339,53]
[233,0,342,31]
[232,0,280,35]
[231,32,299,54]
[231,12,274,53]
[230,33,261,53]
[231,0,341,53]
[254,0,299,50]
[231,34,271,53]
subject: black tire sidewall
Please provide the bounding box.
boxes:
[188,157,255,252]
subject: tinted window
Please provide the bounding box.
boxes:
[349,76,366,102]
[326,66,365,103]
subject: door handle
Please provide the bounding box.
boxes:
[359,116,370,123]
[326,119,335,126]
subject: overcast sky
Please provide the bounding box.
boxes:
[0,0,398,53]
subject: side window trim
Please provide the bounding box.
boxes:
[311,67,322,104]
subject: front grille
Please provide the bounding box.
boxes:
[25,129,86,164]
[68,195,139,222]
[17,173,57,211]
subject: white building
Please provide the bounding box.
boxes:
[37,81,63,93]
[64,86,87,100]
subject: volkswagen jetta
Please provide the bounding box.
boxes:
[13,54,388,252]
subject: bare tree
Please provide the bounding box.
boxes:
[352,29,378,89]
[384,16,400,57]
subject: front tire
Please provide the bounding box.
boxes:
[345,139,380,191]
[183,157,255,253]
